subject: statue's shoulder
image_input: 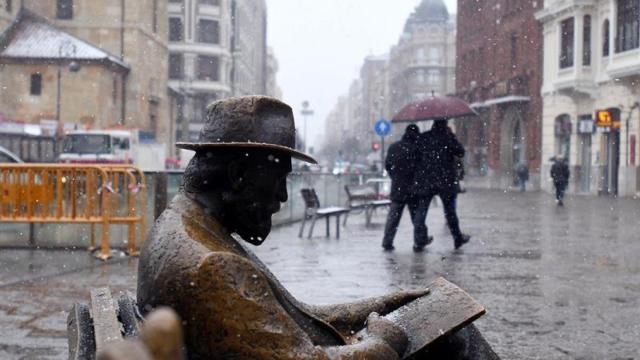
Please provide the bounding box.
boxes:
[147,195,227,250]
[196,251,265,285]
[140,196,217,278]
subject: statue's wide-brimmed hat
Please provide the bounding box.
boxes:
[176,96,317,164]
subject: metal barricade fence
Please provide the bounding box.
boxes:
[0,164,146,260]
[156,171,376,225]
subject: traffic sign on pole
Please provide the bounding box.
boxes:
[374,119,392,137]
[374,119,391,175]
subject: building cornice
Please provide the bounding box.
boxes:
[168,43,231,58]
[535,0,596,23]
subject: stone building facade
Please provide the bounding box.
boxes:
[167,0,267,142]
[536,0,640,197]
[265,47,282,99]
[360,55,389,149]
[322,0,456,164]
[231,0,267,96]
[0,0,172,151]
[323,95,349,161]
[0,10,129,128]
[455,0,544,189]
[0,1,12,29]
[388,0,456,117]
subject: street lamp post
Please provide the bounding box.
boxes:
[301,101,314,154]
[56,40,81,124]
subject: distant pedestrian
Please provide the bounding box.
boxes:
[550,156,570,206]
[416,119,471,250]
[515,162,529,192]
[381,125,432,251]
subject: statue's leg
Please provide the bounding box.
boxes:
[409,324,500,360]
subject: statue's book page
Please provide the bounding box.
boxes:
[384,277,486,358]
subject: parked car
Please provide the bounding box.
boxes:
[0,145,23,163]
[332,161,351,175]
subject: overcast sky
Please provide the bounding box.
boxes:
[266,0,457,153]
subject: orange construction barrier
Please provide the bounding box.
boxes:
[0,164,146,260]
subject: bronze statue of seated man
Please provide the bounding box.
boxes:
[137,96,499,359]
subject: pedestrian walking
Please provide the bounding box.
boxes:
[515,162,529,192]
[381,125,433,251]
[550,156,570,206]
[447,125,466,194]
[416,119,471,250]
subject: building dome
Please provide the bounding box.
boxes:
[404,0,449,32]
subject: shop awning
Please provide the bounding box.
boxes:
[470,95,530,109]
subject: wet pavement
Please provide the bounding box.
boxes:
[1,189,639,359]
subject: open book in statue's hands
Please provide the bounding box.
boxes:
[383,277,486,359]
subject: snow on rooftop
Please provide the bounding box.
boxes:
[0,9,129,69]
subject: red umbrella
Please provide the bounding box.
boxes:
[392,95,477,123]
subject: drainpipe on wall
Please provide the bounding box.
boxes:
[626,102,640,166]
[230,0,236,96]
[120,0,127,125]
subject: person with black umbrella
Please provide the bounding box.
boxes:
[382,124,433,251]
[416,119,471,249]
[392,95,477,250]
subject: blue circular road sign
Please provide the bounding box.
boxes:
[374,119,392,137]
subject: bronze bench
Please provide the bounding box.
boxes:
[67,288,143,359]
[66,279,491,359]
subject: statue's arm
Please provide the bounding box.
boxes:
[188,253,407,360]
[305,289,428,333]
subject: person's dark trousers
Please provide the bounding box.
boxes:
[554,183,566,201]
[519,179,526,192]
[382,199,428,248]
[421,190,464,243]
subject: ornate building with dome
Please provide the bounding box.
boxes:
[387,0,457,119]
[322,0,457,163]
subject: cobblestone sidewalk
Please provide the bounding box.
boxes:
[1,190,639,359]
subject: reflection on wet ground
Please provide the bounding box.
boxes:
[1,190,639,359]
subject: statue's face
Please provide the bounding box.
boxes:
[227,153,292,245]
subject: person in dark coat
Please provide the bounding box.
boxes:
[515,162,529,192]
[382,124,433,251]
[416,119,471,249]
[550,156,570,206]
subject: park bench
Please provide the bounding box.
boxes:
[298,188,350,239]
[67,288,143,360]
[66,278,487,359]
[343,184,391,226]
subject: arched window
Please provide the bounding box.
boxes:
[560,17,575,68]
[554,114,572,160]
[603,19,610,56]
[583,15,591,65]
[512,119,524,165]
[616,0,640,52]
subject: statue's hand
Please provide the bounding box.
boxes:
[386,288,430,311]
[365,312,408,357]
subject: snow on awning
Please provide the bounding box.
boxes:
[0,8,129,71]
[470,96,530,109]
